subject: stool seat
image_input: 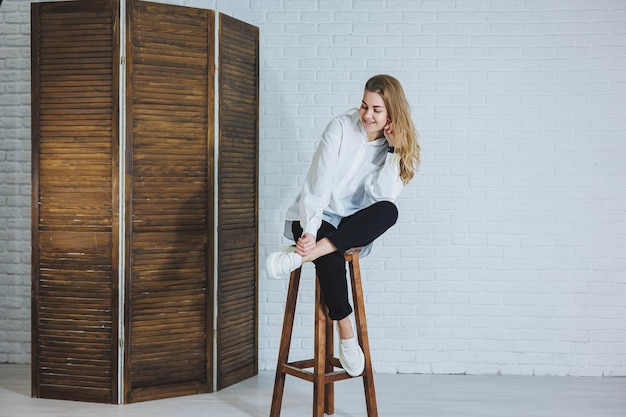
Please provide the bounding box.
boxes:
[269,248,378,417]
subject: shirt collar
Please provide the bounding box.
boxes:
[350,108,361,127]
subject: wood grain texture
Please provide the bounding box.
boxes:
[216,13,259,391]
[31,0,119,404]
[124,0,212,403]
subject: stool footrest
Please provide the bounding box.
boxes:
[285,359,316,369]
[282,360,353,384]
[284,358,341,370]
[281,365,354,384]
[281,364,314,382]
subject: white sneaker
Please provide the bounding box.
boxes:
[266,247,302,279]
[338,337,365,377]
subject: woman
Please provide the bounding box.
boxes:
[267,74,420,376]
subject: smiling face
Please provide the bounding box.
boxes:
[359,90,389,141]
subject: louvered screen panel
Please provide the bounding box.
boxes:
[31,1,118,404]
[216,14,259,390]
[125,1,214,403]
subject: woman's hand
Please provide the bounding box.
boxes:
[384,120,395,147]
[296,233,316,256]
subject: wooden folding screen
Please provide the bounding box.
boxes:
[216,14,259,391]
[123,1,214,403]
[31,0,258,404]
[31,0,120,403]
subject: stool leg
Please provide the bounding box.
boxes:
[323,285,335,414]
[270,267,302,417]
[347,253,379,417]
[313,278,327,417]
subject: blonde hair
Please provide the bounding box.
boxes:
[364,74,420,185]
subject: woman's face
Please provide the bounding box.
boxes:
[359,90,389,140]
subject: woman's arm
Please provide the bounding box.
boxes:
[363,151,405,202]
[298,117,342,237]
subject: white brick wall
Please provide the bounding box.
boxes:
[0,0,32,364]
[2,0,625,377]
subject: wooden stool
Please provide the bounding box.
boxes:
[270,248,378,417]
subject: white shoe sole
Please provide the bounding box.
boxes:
[266,252,285,279]
[267,246,298,279]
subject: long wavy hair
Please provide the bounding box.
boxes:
[364,74,420,185]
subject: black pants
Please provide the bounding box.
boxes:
[291,201,399,321]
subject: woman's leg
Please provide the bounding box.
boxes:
[285,202,398,376]
[298,201,399,263]
[325,200,399,255]
[292,222,353,324]
[291,201,399,337]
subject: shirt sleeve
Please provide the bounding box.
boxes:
[299,118,342,236]
[363,151,405,202]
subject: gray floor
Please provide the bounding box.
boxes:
[1,364,625,417]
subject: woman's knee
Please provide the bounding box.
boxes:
[374,200,398,227]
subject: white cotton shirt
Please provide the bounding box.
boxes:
[284,108,405,242]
